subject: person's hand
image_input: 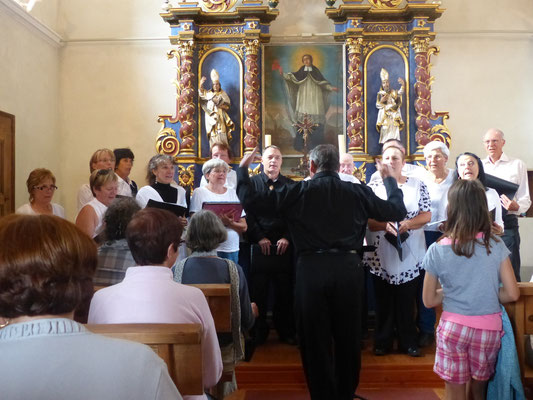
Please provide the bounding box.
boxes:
[276,238,289,255]
[331,87,339,92]
[398,77,405,87]
[251,302,259,318]
[375,158,393,179]
[240,146,259,168]
[219,211,234,227]
[398,219,411,234]
[258,238,271,255]
[178,216,188,228]
[385,222,398,236]
[491,222,504,235]
[500,194,519,212]
[200,76,207,86]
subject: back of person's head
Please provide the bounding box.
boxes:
[309,144,339,172]
[444,179,494,258]
[0,215,97,318]
[126,208,183,265]
[103,197,141,241]
[113,148,135,165]
[186,210,227,253]
[90,169,118,196]
[454,152,487,187]
[89,148,115,173]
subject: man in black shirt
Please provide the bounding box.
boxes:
[243,146,296,345]
[237,144,406,400]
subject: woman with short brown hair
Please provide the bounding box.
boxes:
[16,168,64,217]
[0,214,181,400]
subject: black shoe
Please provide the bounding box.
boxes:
[418,332,434,347]
[373,347,389,356]
[406,347,422,357]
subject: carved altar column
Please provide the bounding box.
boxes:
[346,37,364,153]
[412,36,435,148]
[176,40,196,155]
[243,39,261,153]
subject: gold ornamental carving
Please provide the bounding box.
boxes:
[156,123,181,157]
[368,0,402,8]
[229,44,246,59]
[355,163,367,184]
[198,44,214,59]
[200,0,237,12]
[244,39,260,56]
[346,37,363,55]
[198,26,242,35]
[362,41,379,57]
[365,23,407,33]
[394,41,409,56]
[178,164,195,193]
[177,40,195,58]
[411,37,430,54]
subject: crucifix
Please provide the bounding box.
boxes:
[291,114,319,177]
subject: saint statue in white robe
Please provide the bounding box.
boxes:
[199,69,235,147]
[376,68,405,144]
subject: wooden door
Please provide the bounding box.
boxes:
[0,111,15,216]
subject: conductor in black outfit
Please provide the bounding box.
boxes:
[237,144,406,400]
[243,145,296,345]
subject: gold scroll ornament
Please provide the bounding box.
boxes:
[368,0,402,8]
[200,0,238,12]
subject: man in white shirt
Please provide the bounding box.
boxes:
[339,153,361,184]
[200,142,237,189]
[482,128,531,281]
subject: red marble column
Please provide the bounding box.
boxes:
[346,37,364,152]
[412,37,433,147]
[243,39,261,153]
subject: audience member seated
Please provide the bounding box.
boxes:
[77,148,115,211]
[88,208,222,400]
[191,159,247,263]
[0,214,181,400]
[200,142,237,190]
[114,148,138,197]
[16,168,65,218]
[173,210,256,395]
[94,197,140,287]
[455,152,504,234]
[76,169,118,239]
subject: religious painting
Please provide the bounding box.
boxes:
[364,45,409,156]
[199,47,243,159]
[263,45,344,156]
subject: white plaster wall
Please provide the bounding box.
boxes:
[0,3,60,212]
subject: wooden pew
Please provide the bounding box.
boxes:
[504,282,533,386]
[86,323,203,396]
[188,283,232,333]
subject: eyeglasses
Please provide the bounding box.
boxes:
[34,185,58,191]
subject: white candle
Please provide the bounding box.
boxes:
[265,134,272,148]
[338,134,346,154]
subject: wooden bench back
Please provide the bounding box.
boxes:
[188,283,232,333]
[504,282,533,384]
[86,323,203,396]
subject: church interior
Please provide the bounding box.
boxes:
[2,0,533,398]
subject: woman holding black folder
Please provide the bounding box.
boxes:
[454,152,504,234]
[190,158,247,263]
[364,145,431,357]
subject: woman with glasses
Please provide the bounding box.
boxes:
[76,169,118,239]
[16,168,65,218]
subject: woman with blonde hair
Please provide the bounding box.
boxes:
[16,168,64,218]
[76,169,118,239]
[77,148,115,211]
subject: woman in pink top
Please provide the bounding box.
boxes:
[422,179,519,400]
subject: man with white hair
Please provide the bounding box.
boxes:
[482,128,531,281]
[338,153,360,184]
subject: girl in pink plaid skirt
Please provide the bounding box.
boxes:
[422,179,519,400]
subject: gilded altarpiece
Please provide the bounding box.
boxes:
[158,0,450,185]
